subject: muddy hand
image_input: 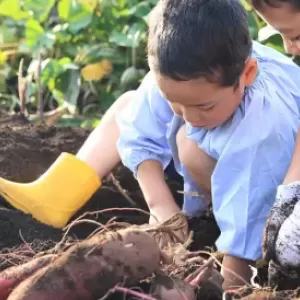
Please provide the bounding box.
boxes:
[139,212,189,249]
[268,259,300,289]
[267,199,300,288]
[262,182,300,262]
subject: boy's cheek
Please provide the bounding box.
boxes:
[282,36,300,55]
[169,102,182,116]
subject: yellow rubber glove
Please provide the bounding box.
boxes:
[0,152,101,228]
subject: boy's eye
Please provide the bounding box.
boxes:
[198,105,214,111]
[290,35,300,42]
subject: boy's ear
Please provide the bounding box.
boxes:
[242,58,258,87]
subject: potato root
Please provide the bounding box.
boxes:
[0,255,55,300]
[7,229,161,300]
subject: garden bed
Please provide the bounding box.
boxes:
[0,112,296,300]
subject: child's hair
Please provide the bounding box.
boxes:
[147,0,252,87]
[248,0,300,10]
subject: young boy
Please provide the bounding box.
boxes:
[247,0,300,288]
[249,0,300,55]
[1,0,300,290]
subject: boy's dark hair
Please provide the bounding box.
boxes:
[147,0,252,87]
[248,0,300,10]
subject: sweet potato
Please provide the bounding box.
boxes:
[0,255,55,300]
[151,274,196,300]
[7,228,161,300]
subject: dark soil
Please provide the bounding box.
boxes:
[0,112,223,299]
[0,112,220,249]
[0,112,293,300]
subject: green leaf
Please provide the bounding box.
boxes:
[0,24,18,43]
[109,23,145,47]
[109,32,133,47]
[76,44,120,64]
[0,0,29,21]
[80,118,101,129]
[56,115,83,127]
[34,57,79,87]
[25,19,56,51]
[265,42,285,54]
[54,69,81,113]
[42,60,64,86]
[22,0,56,22]
[129,2,151,17]
[25,19,44,46]
[58,0,70,20]
[58,0,93,34]
[119,1,151,17]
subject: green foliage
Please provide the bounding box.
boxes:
[0,0,295,127]
[0,0,152,126]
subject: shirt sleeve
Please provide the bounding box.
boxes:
[186,71,300,260]
[116,72,174,176]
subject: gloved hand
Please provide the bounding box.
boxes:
[139,212,189,249]
[262,181,300,288]
[268,259,300,289]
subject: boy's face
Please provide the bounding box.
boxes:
[156,76,242,129]
[154,59,257,129]
[256,3,300,55]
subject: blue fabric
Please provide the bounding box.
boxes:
[116,41,300,260]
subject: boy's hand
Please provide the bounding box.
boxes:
[263,182,300,287]
[148,204,181,224]
[268,259,300,289]
[140,212,189,249]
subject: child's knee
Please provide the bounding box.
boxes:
[176,125,198,169]
[176,125,216,190]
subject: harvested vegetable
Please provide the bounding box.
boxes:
[7,228,161,300]
[0,255,55,300]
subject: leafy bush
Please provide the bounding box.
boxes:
[0,0,296,127]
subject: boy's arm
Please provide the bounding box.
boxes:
[116,73,180,222]
[137,160,180,223]
[283,128,300,184]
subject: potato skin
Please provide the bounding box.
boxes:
[1,255,55,281]
[7,229,161,300]
[0,255,55,300]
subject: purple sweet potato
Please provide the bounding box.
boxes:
[7,229,161,300]
[0,279,14,300]
[0,255,55,300]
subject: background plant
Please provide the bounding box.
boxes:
[0,0,296,127]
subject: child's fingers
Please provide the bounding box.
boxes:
[262,205,287,261]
